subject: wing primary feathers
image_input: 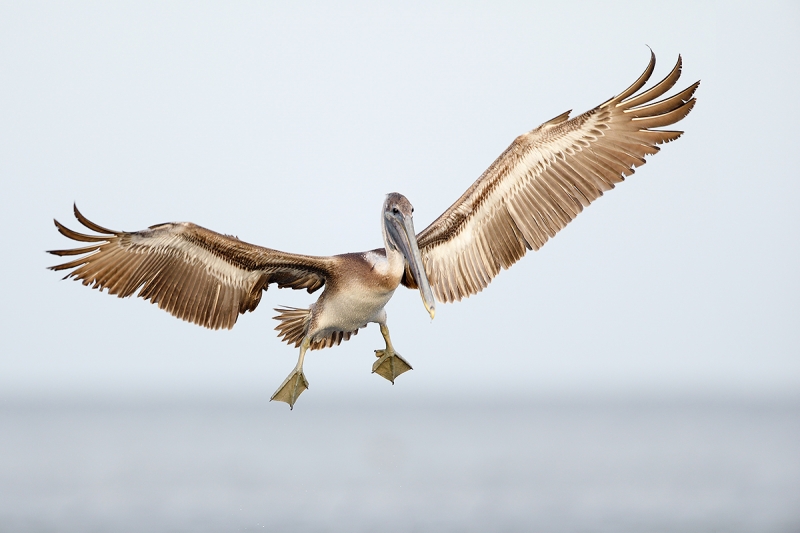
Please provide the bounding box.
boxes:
[49,208,332,330]
[73,203,118,235]
[48,244,102,257]
[411,51,698,303]
[631,98,697,129]
[53,219,108,243]
[621,55,682,108]
[611,50,656,102]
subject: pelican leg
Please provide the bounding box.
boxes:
[372,323,413,384]
[271,336,311,409]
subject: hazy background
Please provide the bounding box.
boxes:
[1,2,798,532]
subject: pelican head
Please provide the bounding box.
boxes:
[383,193,436,320]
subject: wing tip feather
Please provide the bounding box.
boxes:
[72,203,118,235]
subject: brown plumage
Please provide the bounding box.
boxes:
[273,306,360,350]
[49,206,332,330]
[405,52,698,303]
[49,52,697,407]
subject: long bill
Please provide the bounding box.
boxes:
[390,213,436,320]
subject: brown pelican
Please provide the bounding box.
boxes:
[49,52,698,408]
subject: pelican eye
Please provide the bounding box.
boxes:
[392,207,400,214]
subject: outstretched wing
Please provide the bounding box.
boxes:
[49,205,333,329]
[407,52,699,303]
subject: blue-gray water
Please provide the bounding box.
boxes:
[1,397,798,532]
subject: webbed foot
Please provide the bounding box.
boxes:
[270,369,309,409]
[372,349,413,384]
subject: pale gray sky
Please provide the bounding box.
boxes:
[1,2,797,402]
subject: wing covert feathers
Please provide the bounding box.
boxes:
[412,52,698,303]
[49,205,331,330]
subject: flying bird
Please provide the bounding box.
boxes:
[49,52,698,408]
